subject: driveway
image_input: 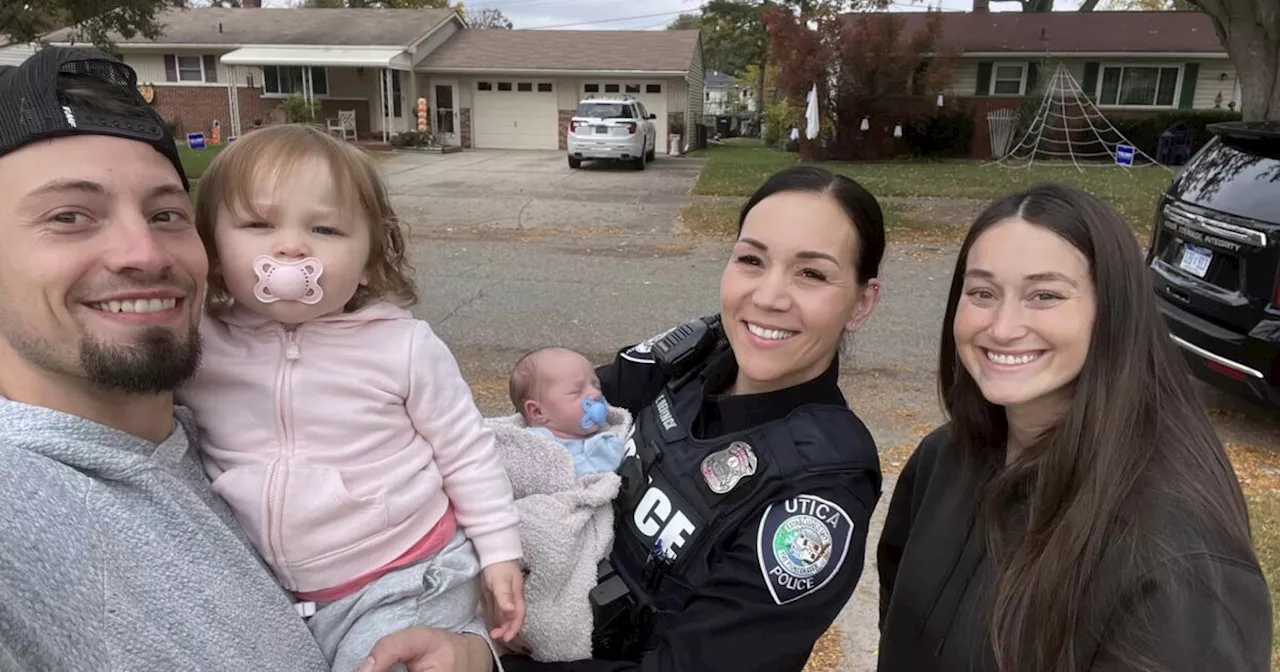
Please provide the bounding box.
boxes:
[378,149,706,234]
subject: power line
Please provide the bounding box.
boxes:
[522,9,690,30]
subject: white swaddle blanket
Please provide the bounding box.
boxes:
[485,406,630,662]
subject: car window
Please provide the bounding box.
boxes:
[636,102,649,118]
[575,103,634,119]
[1175,134,1280,224]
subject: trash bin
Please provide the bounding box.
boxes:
[669,134,682,156]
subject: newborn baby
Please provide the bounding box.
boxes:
[508,347,626,477]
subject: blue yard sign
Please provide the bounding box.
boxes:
[1115,143,1135,166]
[187,132,206,150]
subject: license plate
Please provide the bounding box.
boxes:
[595,126,608,134]
[1178,243,1212,278]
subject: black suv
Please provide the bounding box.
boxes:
[1146,121,1280,410]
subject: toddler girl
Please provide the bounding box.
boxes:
[177,124,524,671]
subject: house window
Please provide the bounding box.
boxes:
[605,84,619,93]
[176,56,205,82]
[647,84,662,94]
[625,84,640,93]
[518,82,532,92]
[498,82,512,91]
[1098,65,1180,107]
[262,66,329,96]
[538,82,553,92]
[584,83,599,93]
[478,81,493,91]
[989,64,1026,96]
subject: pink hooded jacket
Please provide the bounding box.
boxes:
[177,301,522,594]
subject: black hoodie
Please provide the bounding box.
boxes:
[876,425,1273,671]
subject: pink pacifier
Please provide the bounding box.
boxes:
[252,255,324,305]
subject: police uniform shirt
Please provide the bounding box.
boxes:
[876,425,1272,671]
[502,335,881,672]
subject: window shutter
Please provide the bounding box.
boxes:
[1025,62,1039,96]
[1179,62,1199,109]
[975,61,993,96]
[203,55,218,83]
[1081,62,1099,100]
[164,54,177,82]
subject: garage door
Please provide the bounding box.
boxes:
[472,79,559,150]
[582,81,669,154]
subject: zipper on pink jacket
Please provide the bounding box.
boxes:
[265,325,302,587]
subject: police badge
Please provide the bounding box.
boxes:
[700,441,758,494]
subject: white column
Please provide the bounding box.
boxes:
[383,68,393,143]
[378,69,387,143]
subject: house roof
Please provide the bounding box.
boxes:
[419,29,700,74]
[843,10,1225,55]
[43,7,457,48]
[706,70,738,87]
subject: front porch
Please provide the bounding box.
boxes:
[219,46,424,144]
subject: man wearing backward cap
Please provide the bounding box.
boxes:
[0,45,492,671]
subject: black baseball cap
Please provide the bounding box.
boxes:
[0,46,188,190]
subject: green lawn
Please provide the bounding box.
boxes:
[689,140,1174,237]
[178,145,226,183]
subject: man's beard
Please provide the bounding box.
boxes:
[80,324,202,395]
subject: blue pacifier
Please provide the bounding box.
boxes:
[580,396,609,431]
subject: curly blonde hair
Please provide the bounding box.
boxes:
[194,124,417,312]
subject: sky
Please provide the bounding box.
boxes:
[256,0,1088,30]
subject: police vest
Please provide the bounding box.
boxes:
[608,368,880,619]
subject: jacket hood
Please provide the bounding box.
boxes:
[211,300,413,332]
[0,397,194,481]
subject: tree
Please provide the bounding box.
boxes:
[699,1,860,136]
[465,8,512,29]
[666,13,703,30]
[764,5,954,159]
[1187,0,1279,121]
[1,0,173,49]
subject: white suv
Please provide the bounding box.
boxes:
[566,95,657,170]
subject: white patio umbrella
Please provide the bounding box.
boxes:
[804,84,820,140]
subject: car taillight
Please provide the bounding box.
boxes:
[625,122,637,134]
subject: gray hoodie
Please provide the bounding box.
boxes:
[0,398,331,671]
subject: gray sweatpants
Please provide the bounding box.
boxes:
[304,528,501,672]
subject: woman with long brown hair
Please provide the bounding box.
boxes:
[876,182,1272,671]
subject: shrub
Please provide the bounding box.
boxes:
[281,93,321,124]
[389,130,437,148]
[902,109,975,158]
[763,99,790,148]
[1108,109,1243,158]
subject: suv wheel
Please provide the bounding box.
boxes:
[568,156,581,169]
[634,150,646,171]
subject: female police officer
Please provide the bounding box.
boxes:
[483,164,887,671]
[358,166,887,672]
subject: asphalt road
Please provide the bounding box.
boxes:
[401,222,1277,670]
[386,149,1276,670]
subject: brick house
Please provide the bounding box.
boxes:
[841,7,1237,158]
[44,7,705,154]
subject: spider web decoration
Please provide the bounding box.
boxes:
[988,62,1169,173]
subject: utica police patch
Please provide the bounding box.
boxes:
[756,494,854,606]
